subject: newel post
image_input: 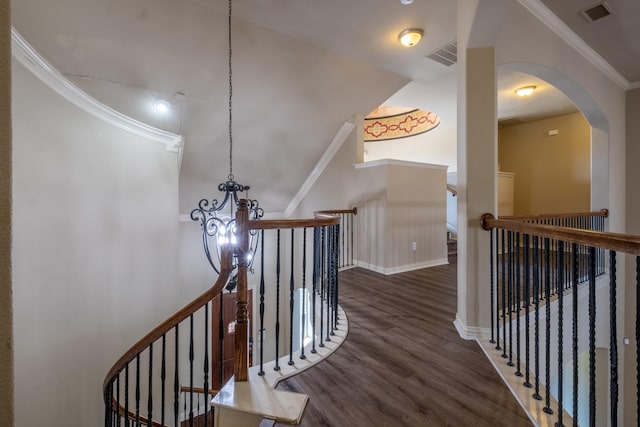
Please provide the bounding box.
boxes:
[234,199,250,381]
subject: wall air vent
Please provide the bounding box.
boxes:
[425,40,457,66]
[580,2,614,22]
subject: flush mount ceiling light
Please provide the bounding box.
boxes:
[515,85,536,97]
[152,99,171,113]
[400,0,415,4]
[398,28,424,47]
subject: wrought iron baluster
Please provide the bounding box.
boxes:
[124,365,129,427]
[275,229,281,371]
[147,343,153,425]
[217,292,225,388]
[557,241,565,426]
[289,229,295,366]
[161,334,166,426]
[508,231,514,367]
[259,230,265,375]
[326,226,333,341]
[515,232,522,377]
[543,238,553,415]
[502,229,507,359]
[524,234,532,388]
[350,211,354,266]
[319,227,325,348]
[340,214,347,267]
[189,314,195,425]
[572,244,579,427]
[116,375,120,427]
[311,227,318,354]
[333,223,340,330]
[588,246,596,425]
[174,325,179,427]
[490,229,495,344]
[609,250,618,427]
[533,235,542,401]
[135,353,141,425]
[495,229,501,351]
[301,228,307,360]
[204,302,209,427]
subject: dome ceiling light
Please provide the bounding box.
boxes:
[398,28,424,47]
[515,85,536,97]
[152,99,171,113]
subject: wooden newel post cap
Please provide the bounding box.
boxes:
[481,213,496,231]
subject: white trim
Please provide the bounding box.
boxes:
[630,81,640,90]
[11,27,185,153]
[354,258,449,275]
[355,158,448,171]
[518,0,630,90]
[498,171,516,178]
[453,314,491,340]
[283,121,355,218]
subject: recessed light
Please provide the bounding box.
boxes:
[153,99,171,113]
[398,29,424,47]
[515,85,536,97]
[401,0,415,4]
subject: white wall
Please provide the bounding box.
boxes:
[365,126,457,172]
[12,60,180,426]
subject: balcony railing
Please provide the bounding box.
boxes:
[103,201,353,426]
[481,210,640,426]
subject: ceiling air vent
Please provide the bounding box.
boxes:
[580,2,614,23]
[425,40,457,66]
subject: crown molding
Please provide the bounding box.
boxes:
[518,0,630,91]
[283,120,355,218]
[11,27,185,153]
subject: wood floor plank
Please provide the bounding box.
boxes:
[276,256,532,427]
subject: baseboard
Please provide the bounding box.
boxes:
[354,258,449,275]
[453,314,490,341]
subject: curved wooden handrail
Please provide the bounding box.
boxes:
[501,209,608,221]
[446,184,457,197]
[115,404,167,427]
[314,207,358,216]
[481,213,640,255]
[249,214,340,231]
[102,245,234,401]
[180,385,219,396]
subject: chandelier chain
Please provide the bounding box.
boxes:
[228,0,234,181]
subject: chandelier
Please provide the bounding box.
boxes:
[190,0,263,290]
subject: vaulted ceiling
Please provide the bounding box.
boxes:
[11,0,639,213]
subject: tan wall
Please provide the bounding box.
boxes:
[498,112,591,215]
[385,164,447,271]
[0,1,12,425]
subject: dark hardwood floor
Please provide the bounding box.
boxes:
[275,255,532,427]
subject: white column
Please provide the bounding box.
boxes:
[455,45,497,339]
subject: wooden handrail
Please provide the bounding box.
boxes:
[501,209,608,221]
[102,245,234,399]
[314,207,358,215]
[481,213,640,256]
[249,215,340,231]
[180,386,219,396]
[446,184,457,197]
[115,404,167,427]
